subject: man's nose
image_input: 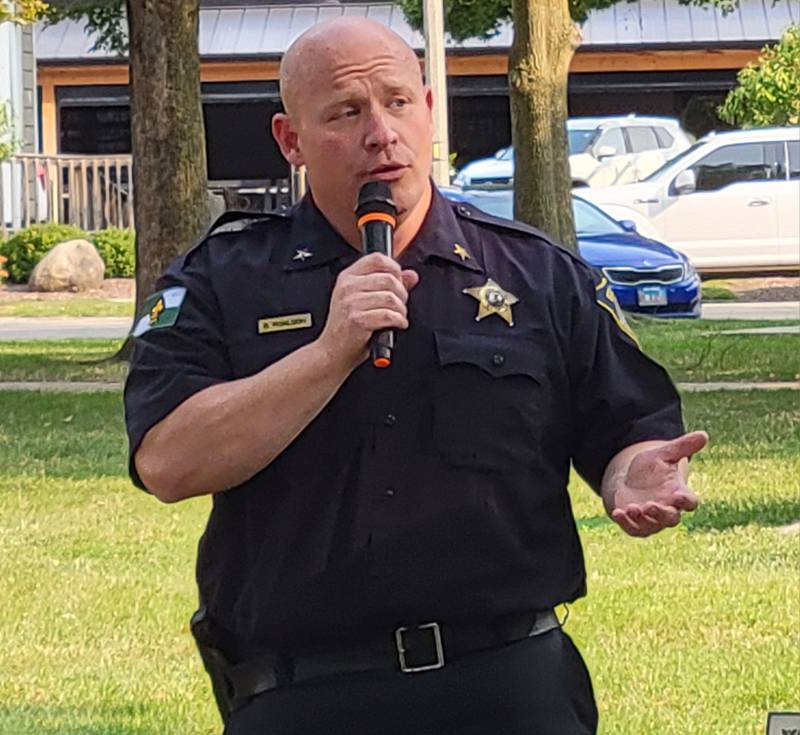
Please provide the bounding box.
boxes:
[364,108,399,150]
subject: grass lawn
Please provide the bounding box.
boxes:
[0,390,798,734]
[0,320,798,385]
[700,279,738,301]
[0,340,127,383]
[0,300,134,318]
[632,318,800,382]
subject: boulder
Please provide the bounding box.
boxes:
[28,239,105,292]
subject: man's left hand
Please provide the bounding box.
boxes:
[607,431,708,537]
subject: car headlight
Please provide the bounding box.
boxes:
[452,173,466,187]
[683,259,698,280]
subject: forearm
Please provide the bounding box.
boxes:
[135,339,355,502]
[600,440,688,516]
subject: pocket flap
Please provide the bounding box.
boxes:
[433,330,544,380]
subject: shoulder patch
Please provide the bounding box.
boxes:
[595,276,640,348]
[131,286,187,337]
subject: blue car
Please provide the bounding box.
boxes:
[440,187,701,318]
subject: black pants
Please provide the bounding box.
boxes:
[224,629,598,735]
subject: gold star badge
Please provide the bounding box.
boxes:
[453,243,470,261]
[462,278,519,326]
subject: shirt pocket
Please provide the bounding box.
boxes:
[432,329,547,471]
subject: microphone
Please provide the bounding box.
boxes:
[356,181,398,369]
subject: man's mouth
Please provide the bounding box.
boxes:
[365,164,408,182]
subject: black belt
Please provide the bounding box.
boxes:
[224,609,561,707]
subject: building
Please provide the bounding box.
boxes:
[1,21,38,226]
[34,0,799,186]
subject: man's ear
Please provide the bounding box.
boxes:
[272,113,305,167]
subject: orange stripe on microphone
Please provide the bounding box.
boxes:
[357,212,397,229]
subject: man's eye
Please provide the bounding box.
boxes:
[390,99,408,109]
[328,108,358,122]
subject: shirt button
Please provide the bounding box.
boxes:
[458,206,472,217]
[384,487,396,498]
[492,353,505,367]
[384,413,397,427]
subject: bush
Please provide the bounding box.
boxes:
[92,228,135,278]
[0,223,86,283]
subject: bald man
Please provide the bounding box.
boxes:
[124,17,706,735]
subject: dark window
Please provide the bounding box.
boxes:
[59,106,131,154]
[594,128,625,156]
[654,127,675,148]
[625,126,660,153]
[203,101,289,183]
[787,141,800,180]
[450,95,511,169]
[690,143,773,192]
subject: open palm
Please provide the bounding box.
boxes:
[611,431,708,537]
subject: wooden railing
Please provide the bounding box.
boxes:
[0,153,134,238]
[1,154,303,238]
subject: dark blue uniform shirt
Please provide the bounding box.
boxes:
[124,188,683,652]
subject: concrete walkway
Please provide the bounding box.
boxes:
[676,381,800,392]
[701,301,800,320]
[1,381,798,392]
[0,301,798,341]
[0,316,131,340]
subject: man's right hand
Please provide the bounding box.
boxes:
[318,253,420,369]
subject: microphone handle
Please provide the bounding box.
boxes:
[361,220,395,368]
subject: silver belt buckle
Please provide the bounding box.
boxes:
[394,622,445,673]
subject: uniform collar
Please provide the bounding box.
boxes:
[276,186,485,274]
[402,186,485,274]
[277,195,359,271]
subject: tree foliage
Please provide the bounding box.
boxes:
[399,0,742,43]
[0,0,48,24]
[44,0,126,53]
[718,25,800,128]
[0,102,14,161]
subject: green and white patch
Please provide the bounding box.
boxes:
[131,286,187,337]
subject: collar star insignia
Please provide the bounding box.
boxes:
[453,243,471,261]
[292,248,313,262]
[462,278,519,327]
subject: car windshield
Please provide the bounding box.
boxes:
[568,129,597,154]
[573,197,626,236]
[495,147,514,161]
[640,141,705,181]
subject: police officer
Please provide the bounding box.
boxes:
[124,17,707,735]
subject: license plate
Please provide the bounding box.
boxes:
[637,285,668,306]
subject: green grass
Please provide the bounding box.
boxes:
[632,318,800,382]
[700,279,738,301]
[0,390,797,734]
[0,340,127,382]
[1,320,798,386]
[0,299,134,318]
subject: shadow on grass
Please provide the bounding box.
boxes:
[685,497,800,532]
[576,497,800,533]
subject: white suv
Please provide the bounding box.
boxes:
[577,127,800,272]
[452,115,692,189]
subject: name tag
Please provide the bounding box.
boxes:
[258,312,313,334]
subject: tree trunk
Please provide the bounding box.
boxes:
[127,0,208,317]
[508,0,580,250]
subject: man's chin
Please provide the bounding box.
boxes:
[392,179,433,223]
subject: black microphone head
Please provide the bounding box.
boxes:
[356,181,397,220]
